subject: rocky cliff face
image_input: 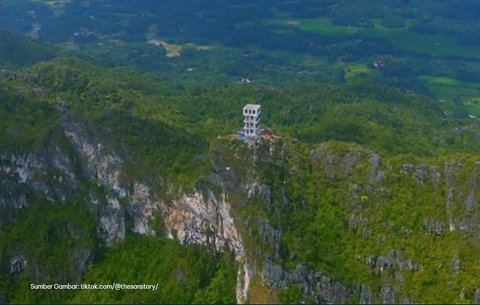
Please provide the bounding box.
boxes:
[162,189,250,303]
[3,116,480,303]
[304,142,480,303]
[1,118,251,302]
[62,118,250,302]
[203,138,480,304]
[162,189,243,256]
[0,148,78,211]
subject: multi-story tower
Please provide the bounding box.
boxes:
[243,104,261,137]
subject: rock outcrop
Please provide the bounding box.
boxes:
[62,120,249,287]
[3,120,480,304]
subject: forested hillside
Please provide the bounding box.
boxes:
[1,1,480,304]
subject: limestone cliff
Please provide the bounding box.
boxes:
[0,118,250,302]
[2,116,480,304]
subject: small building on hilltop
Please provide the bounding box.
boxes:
[243,104,261,138]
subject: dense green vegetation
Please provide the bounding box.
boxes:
[1,1,480,303]
[216,135,480,303]
[71,235,237,304]
[2,44,480,303]
[2,0,480,110]
[0,200,236,304]
[0,28,57,67]
[0,198,95,304]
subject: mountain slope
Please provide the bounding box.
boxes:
[0,28,57,67]
[1,49,480,304]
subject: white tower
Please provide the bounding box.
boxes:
[243,104,261,138]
